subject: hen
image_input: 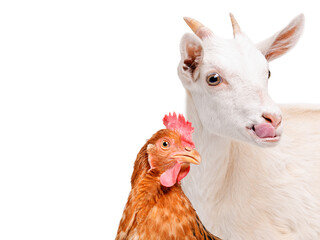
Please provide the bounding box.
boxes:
[115,113,221,240]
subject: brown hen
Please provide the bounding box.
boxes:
[116,113,221,240]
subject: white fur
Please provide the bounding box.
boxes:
[179,14,320,239]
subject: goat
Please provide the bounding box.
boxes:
[178,14,320,240]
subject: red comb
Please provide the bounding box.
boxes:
[163,112,195,148]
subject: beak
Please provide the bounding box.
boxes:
[172,148,201,165]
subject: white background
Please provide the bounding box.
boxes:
[0,0,319,239]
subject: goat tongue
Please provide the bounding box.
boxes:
[254,123,276,138]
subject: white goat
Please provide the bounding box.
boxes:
[178,14,320,240]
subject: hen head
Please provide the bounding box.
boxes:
[146,113,201,187]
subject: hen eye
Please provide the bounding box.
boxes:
[162,141,170,148]
[206,72,222,86]
[268,70,271,79]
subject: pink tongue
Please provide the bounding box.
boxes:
[254,123,276,138]
[160,162,181,187]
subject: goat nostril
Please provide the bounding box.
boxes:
[262,113,282,128]
[276,119,282,127]
[263,116,272,123]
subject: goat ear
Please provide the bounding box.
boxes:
[179,33,203,82]
[257,14,304,62]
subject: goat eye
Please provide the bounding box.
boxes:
[162,141,170,148]
[206,72,222,86]
[268,70,271,79]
